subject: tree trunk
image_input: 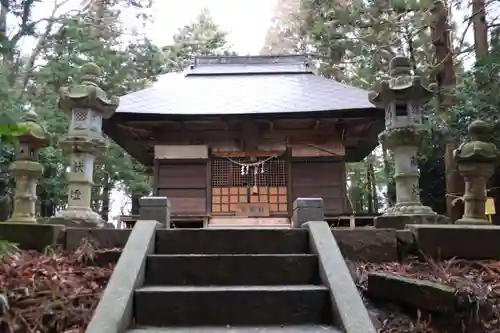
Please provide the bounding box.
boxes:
[381,143,394,206]
[91,0,107,40]
[472,0,488,60]
[350,168,364,212]
[40,199,55,218]
[131,195,140,215]
[101,173,111,222]
[0,174,12,221]
[366,160,374,214]
[367,156,378,213]
[430,1,463,221]
[15,0,70,95]
[0,0,8,66]
[39,166,56,217]
[91,186,100,212]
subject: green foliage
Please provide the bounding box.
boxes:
[0,240,19,259]
[449,63,500,145]
[162,9,235,72]
[419,128,447,214]
[299,0,436,83]
[418,28,500,212]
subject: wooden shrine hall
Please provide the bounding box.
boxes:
[104,55,384,228]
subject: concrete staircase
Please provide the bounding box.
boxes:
[86,221,376,333]
[130,229,338,331]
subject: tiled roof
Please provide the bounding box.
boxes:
[116,55,376,115]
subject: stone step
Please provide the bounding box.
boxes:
[134,285,332,327]
[155,229,309,254]
[145,254,320,286]
[128,325,341,332]
[207,224,292,229]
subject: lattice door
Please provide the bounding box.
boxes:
[211,157,288,214]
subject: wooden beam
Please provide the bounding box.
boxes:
[147,128,341,143]
[241,118,259,155]
[212,151,284,158]
[117,123,150,133]
[122,117,373,133]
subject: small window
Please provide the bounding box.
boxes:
[395,105,407,116]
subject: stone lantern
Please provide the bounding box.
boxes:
[453,120,498,225]
[50,62,119,227]
[369,56,445,227]
[7,109,49,223]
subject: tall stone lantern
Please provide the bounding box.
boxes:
[7,110,49,223]
[453,120,498,225]
[50,63,119,227]
[369,56,445,228]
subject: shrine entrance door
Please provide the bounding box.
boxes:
[210,156,289,227]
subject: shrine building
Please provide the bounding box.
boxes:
[103,55,384,228]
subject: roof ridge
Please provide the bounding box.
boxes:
[193,54,310,67]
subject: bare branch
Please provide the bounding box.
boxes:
[16,0,73,96]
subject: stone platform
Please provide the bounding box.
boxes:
[128,326,340,332]
[374,214,450,230]
[408,224,500,259]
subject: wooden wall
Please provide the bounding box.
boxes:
[291,157,347,215]
[155,156,348,217]
[156,160,208,215]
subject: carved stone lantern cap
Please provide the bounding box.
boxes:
[453,119,498,163]
[17,109,49,148]
[389,56,412,81]
[468,119,490,140]
[369,56,436,107]
[57,62,119,118]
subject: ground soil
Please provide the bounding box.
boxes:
[0,240,115,333]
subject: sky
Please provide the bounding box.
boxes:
[30,0,279,56]
[143,0,278,55]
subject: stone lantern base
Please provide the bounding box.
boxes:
[453,162,494,226]
[384,203,436,215]
[455,217,490,225]
[375,213,451,230]
[48,209,113,228]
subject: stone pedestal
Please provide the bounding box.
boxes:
[453,120,498,225]
[455,163,494,225]
[381,127,435,216]
[292,197,324,228]
[139,196,171,228]
[51,139,106,227]
[7,161,43,223]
